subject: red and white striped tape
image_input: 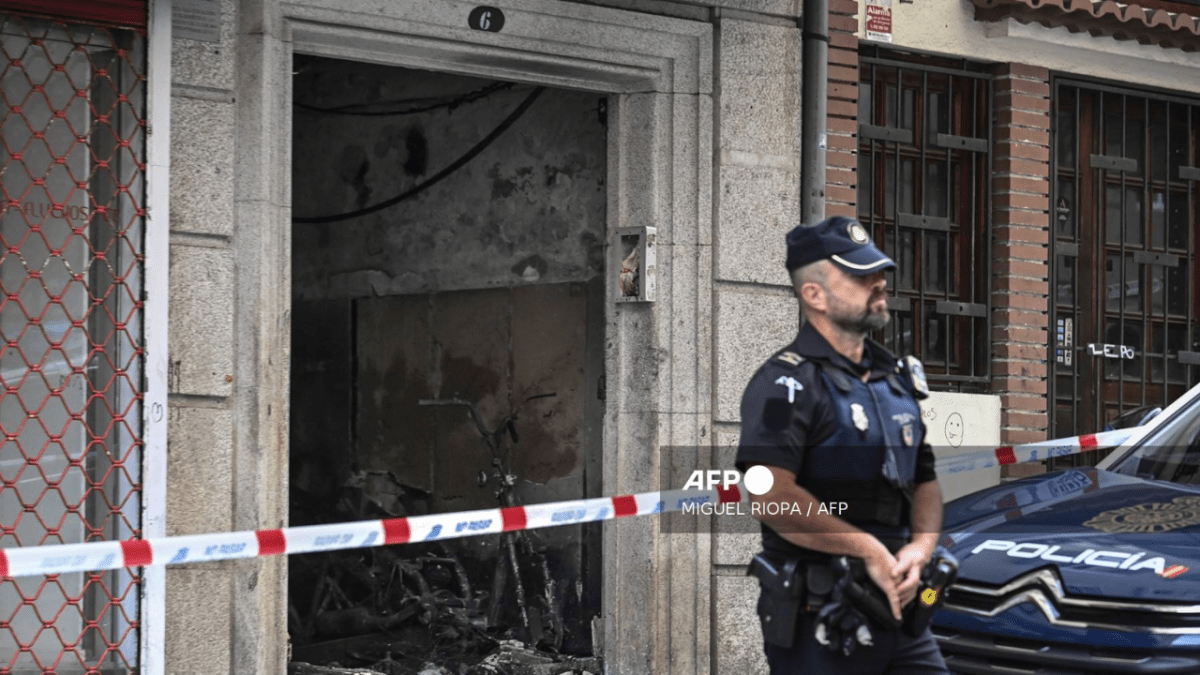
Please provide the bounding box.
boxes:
[0,486,745,579]
[0,428,1137,579]
[933,428,1133,476]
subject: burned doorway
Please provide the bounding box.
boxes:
[287,56,607,671]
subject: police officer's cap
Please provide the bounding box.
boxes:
[785,216,897,276]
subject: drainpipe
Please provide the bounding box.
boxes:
[801,0,829,224]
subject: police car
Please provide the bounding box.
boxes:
[932,382,1200,674]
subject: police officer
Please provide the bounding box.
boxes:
[736,216,949,674]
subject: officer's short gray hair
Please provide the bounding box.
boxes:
[791,260,829,317]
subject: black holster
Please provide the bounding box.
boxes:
[748,554,804,648]
[901,549,959,637]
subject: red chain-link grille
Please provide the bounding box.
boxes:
[0,14,145,675]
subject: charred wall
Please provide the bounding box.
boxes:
[291,57,606,298]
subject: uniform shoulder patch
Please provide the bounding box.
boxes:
[776,351,805,367]
[904,356,930,398]
[773,375,805,403]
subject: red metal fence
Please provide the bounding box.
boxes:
[0,13,145,674]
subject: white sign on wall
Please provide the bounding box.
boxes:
[920,391,1002,501]
[173,0,222,43]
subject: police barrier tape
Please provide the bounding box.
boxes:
[0,428,1137,578]
[0,486,746,579]
[931,428,1134,476]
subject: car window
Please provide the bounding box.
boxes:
[1110,404,1200,483]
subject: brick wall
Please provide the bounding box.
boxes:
[826,0,859,217]
[825,22,1054,467]
[991,63,1052,474]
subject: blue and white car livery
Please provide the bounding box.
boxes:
[932,383,1200,674]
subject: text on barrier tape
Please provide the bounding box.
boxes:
[932,428,1133,476]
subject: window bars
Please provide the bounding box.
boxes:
[1050,79,1200,464]
[0,14,146,674]
[858,52,993,391]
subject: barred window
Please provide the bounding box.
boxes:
[1049,80,1200,456]
[0,15,146,674]
[857,50,992,390]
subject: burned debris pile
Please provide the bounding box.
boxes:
[289,639,600,675]
[287,470,599,675]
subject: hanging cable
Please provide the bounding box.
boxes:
[294,81,515,117]
[293,86,545,225]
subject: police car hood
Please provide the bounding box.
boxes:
[942,469,1200,598]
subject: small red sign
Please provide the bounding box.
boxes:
[866,5,892,35]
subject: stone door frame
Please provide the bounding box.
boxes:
[234,1,714,672]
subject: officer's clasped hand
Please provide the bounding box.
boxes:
[865,548,903,621]
[892,542,933,607]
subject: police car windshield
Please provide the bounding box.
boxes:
[1109,398,1200,484]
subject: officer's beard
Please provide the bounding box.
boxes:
[829,292,890,336]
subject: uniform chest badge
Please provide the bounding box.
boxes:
[904,356,930,397]
[850,403,869,432]
[901,423,914,446]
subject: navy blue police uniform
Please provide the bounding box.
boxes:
[735,216,950,675]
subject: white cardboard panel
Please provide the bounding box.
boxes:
[921,392,1002,501]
